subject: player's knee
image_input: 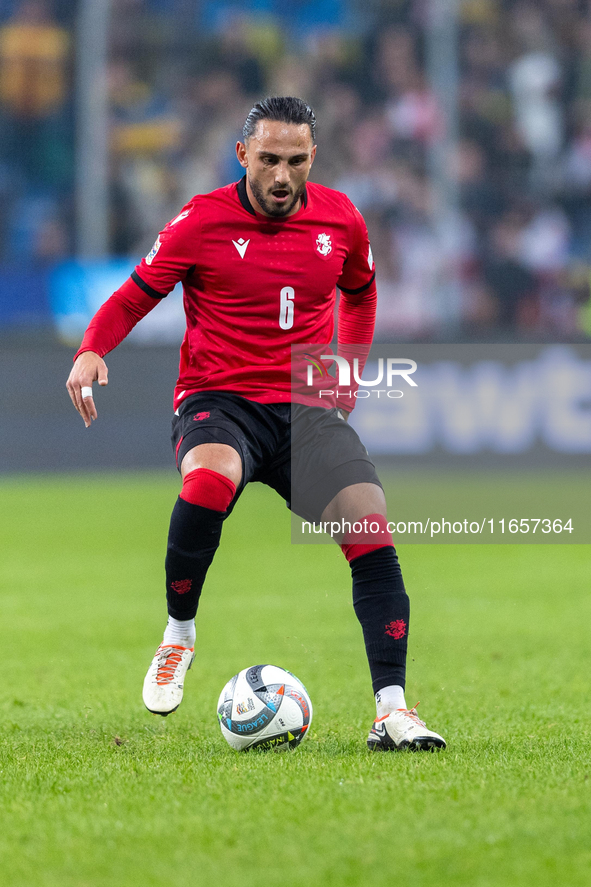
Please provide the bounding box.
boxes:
[180,467,236,512]
[322,482,386,525]
[181,443,242,488]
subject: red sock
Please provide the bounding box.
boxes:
[180,468,236,511]
[340,513,394,563]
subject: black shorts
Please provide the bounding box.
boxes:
[171,391,381,523]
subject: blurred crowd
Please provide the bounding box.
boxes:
[2,0,591,338]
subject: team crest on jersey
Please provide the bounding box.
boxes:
[315,232,332,256]
[145,236,161,265]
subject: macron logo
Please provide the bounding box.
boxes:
[232,237,250,258]
[170,209,191,226]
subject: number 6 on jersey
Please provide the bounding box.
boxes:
[279,286,295,330]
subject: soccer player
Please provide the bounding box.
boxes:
[66,97,445,751]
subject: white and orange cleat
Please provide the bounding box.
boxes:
[367,704,446,751]
[142,644,195,716]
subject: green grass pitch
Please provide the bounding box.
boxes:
[1,472,590,886]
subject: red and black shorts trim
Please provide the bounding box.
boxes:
[171,391,381,523]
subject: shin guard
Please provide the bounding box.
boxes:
[349,546,409,694]
[165,468,236,620]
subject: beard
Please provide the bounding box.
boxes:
[248,174,304,217]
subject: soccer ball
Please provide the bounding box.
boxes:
[217,664,313,751]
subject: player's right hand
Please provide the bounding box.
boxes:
[66,351,109,428]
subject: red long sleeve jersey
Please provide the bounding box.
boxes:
[77,177,377,411]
